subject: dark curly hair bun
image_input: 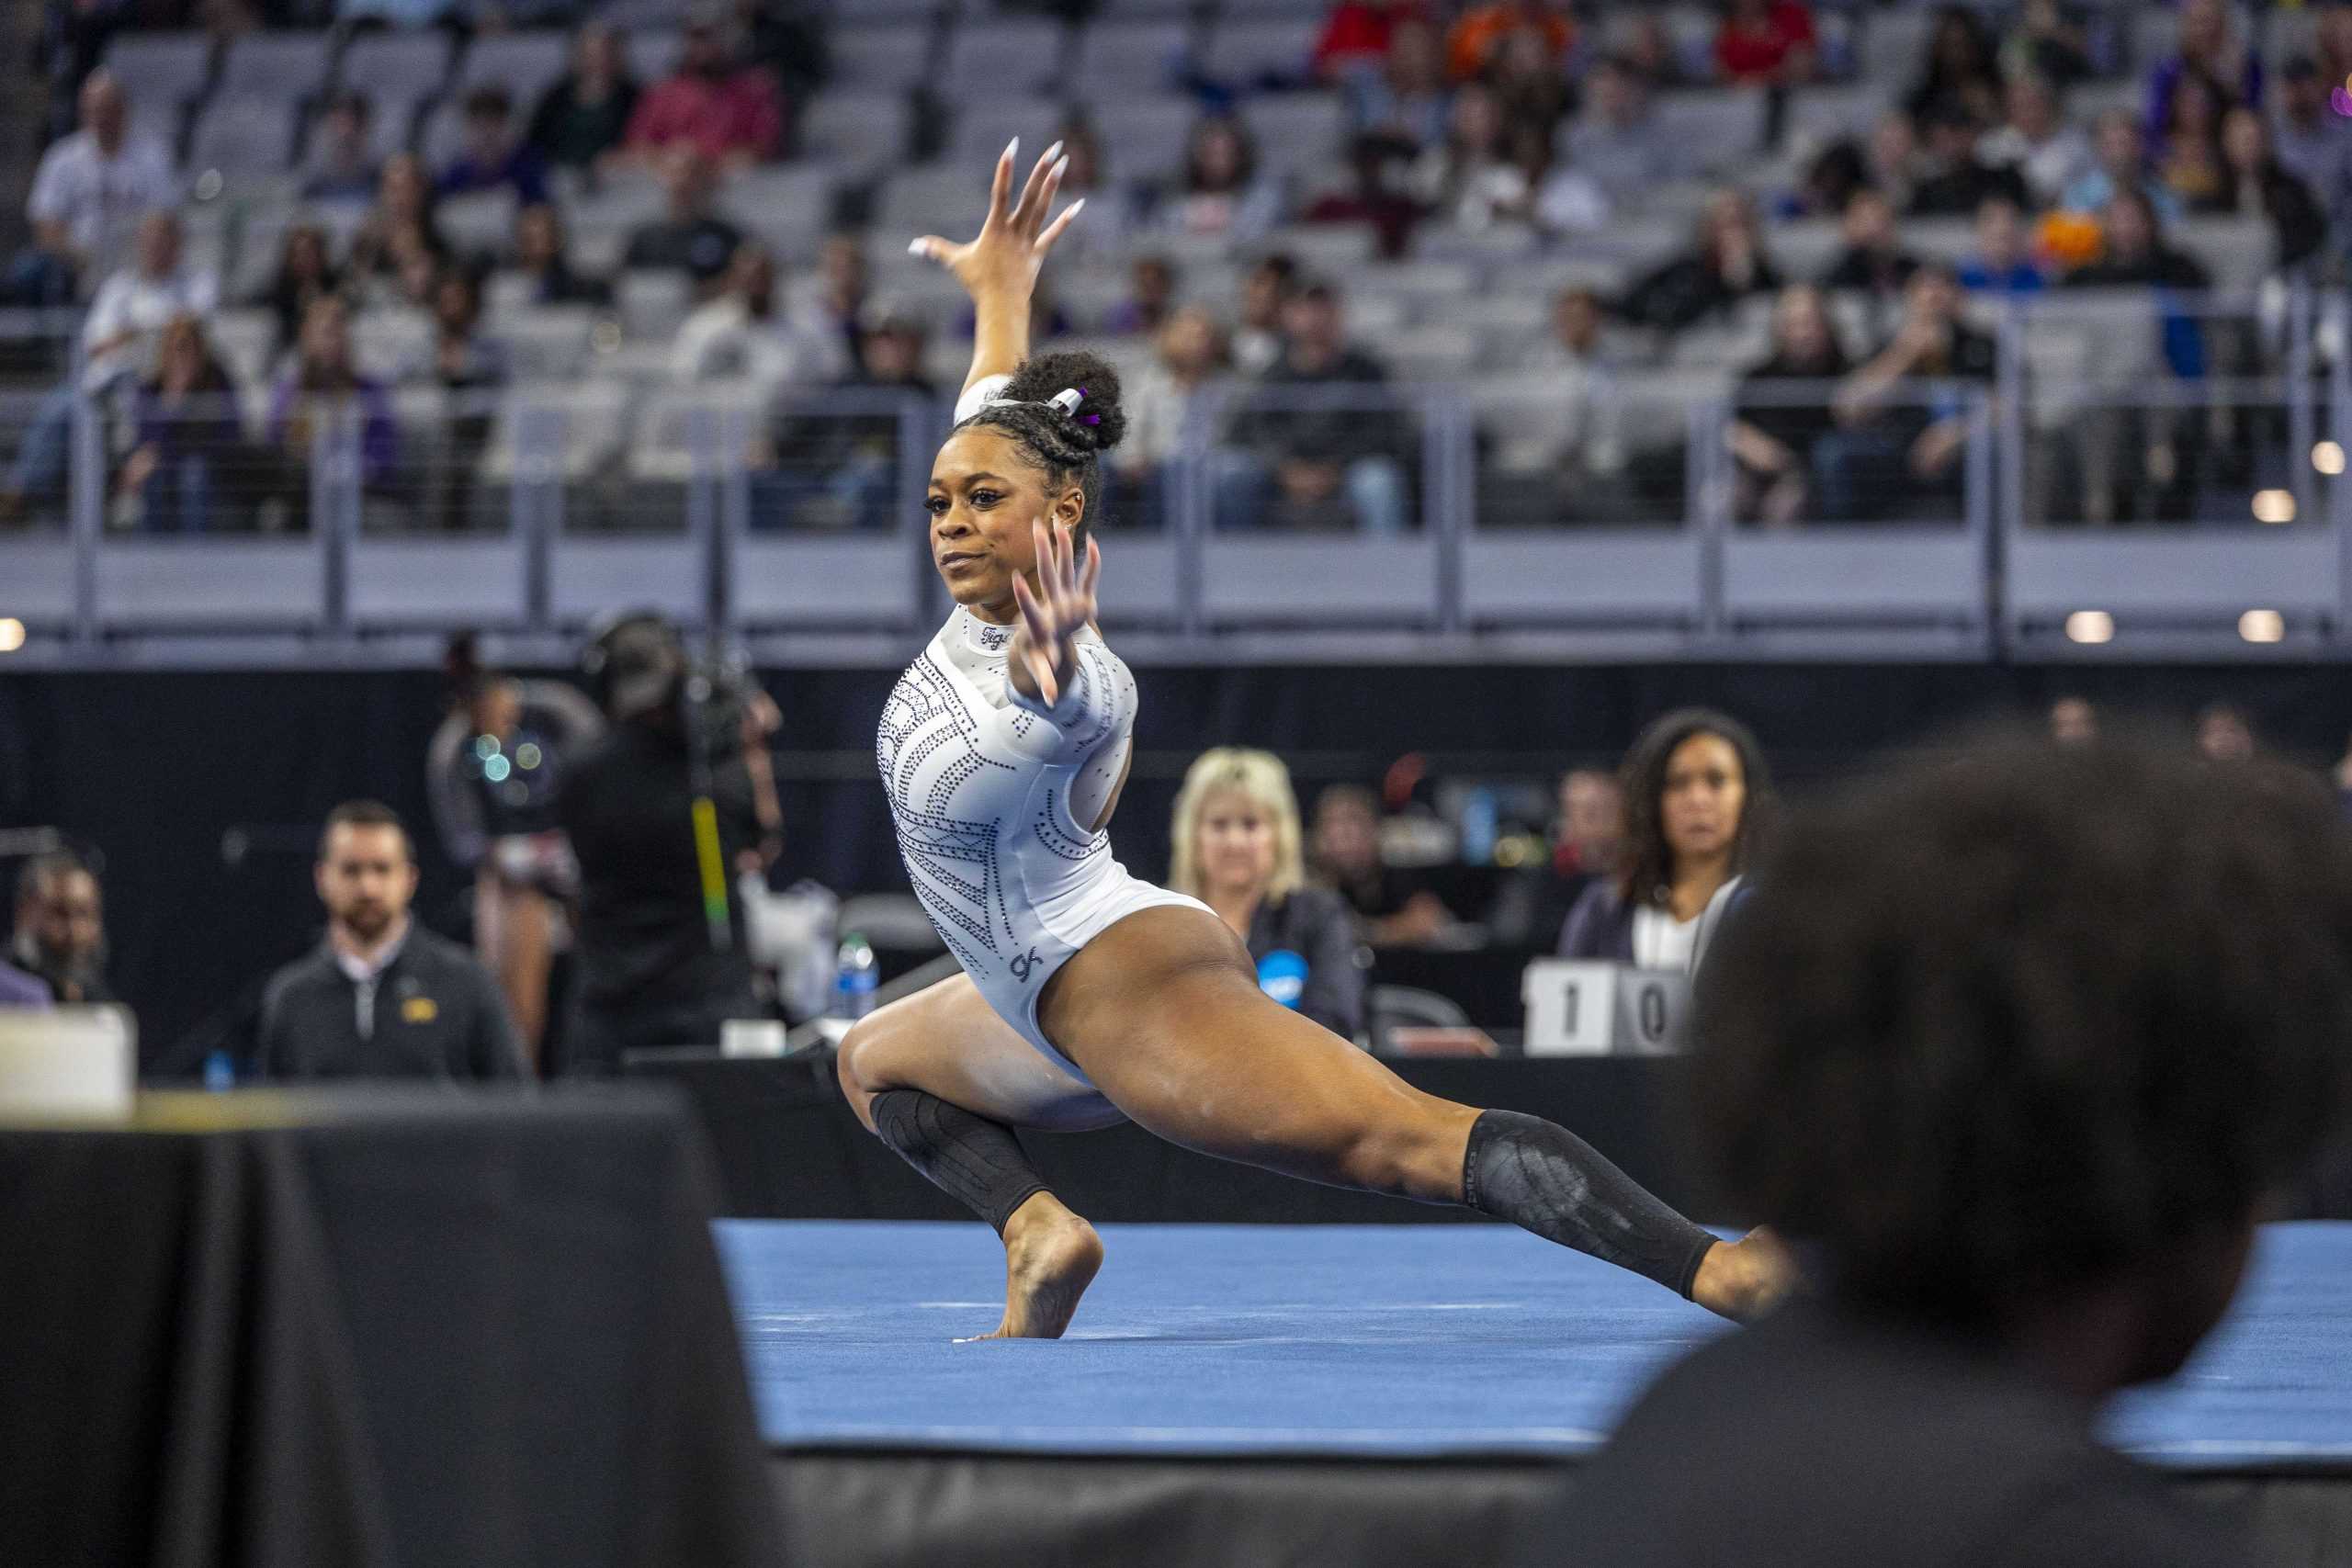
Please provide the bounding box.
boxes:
[1001,351,1128,457]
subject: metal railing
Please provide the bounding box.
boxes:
[3,288,2347,662]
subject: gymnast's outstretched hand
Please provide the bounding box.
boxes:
[1009,517,1101,710]
[908,138,1083,310]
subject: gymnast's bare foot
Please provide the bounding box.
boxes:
[971,1192,1103,1340]
[1690,1227,1797,1322]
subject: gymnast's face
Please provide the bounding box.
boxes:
[1195,789,1278,898]
[927,425,1083,620]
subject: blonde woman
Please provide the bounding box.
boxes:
[1169,749,1364,1040]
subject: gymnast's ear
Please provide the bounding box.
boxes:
[1051,484,1086,534]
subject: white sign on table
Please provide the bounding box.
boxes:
[1522,961,1692,1056]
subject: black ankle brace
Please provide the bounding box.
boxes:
[1463,1109,1716,1299]
[868,1088,1051,1235]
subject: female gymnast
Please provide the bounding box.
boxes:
[839,141,1789,1338]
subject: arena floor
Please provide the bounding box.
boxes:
[718,1219,2352,1467]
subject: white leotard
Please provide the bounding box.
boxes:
[876,604,1211,1083]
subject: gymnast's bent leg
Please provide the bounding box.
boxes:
[836,973,1124,1337]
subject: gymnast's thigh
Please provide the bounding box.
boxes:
[836,971,1127,1134]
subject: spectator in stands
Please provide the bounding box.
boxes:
[1615,12,1687,90]
[11,850,114,1006]
[1558,736,2351,1568]
[2064,110,2181,225]
[1170,750,1367,1040]
[13,71,175,305]
[2069,186,2209,291]
[1713,0,1815,88]
[2153,71,2230,210]
[1998,0,2090,88]
[437,86,550,206]
[1731,284,1849,527]
[758,307,933,532]
[1789,137,1869,221]
[1818,265,1996,522]
[409,266,506,530]
[1102,254,1178,338]
[1345,15,1451,152]
[1560,708,1770,970]
[1956,195,2046,294]
[1564,55,1679,209]
[1621,189,1781,334]
[1309,783,1452,946]
[3,210,217,519]
[300,90,382,207]
[2211,108,2327,272]
[1862,108,1924,213]
[623,6,783,171]
[1303,131,1427,259]
[1447,0,1573,84]
[1412,83,1516,227]
[1492,766,1624,949]
[527,20,639,174]
[1315,0,1431,86]
[672,240,833,400]
[256,800,526,1082]
[119,314,249,534]
[2271,57,2352,230]
[1977,73,2092,209]
[1820,187,1920,300]
[1907,107,2029,218]
[267,295,397,529]
[1527,126,1610,236]
[2063,190,2210,525]
[1159,114,1284,243]
[1498,284,1625,507]
[2196,703,2257,762]
[794,231,870,378]
[509,201,609,306]
[1234,252,1300,376]
[623,148,745,291]
[1487,21,1573,142]
[253,222,341,355]
[1046,114,1138,256]
[1120,305,1226,530]
[1905,6,2003,129]
[346,153,452,307]
[2049,694,2098,744]
[1218,281,1410,535]
[2147,0,2261,141]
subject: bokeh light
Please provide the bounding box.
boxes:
[2252,489,2297,525]
[2333,85,2352,116]
[483,754,514,784]
[2315,441,2346,476]
[2239,610,2287,644]
[2064,610,2114,645]
[0,617,24,654]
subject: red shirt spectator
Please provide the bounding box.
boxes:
[1446,2,1574,83]
[625,17,783,167]
[1714,0,1816,85]
[1314,1,1430,81]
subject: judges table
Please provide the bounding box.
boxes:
[0,1088,780,1568]
[625,1053,1719,1225]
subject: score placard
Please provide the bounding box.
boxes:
[1522,961,1691,1055]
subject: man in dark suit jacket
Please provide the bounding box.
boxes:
[257,801,526,1082]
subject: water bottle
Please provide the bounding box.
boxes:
[202,1049,234,1091]
[832,932,878,1021]
[1461,786,1498,866]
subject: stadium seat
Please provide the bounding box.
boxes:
[1068,20,1197,94]
[495,308,599,381]
[187,100,300,175]
[338,32,455,116]
[1384,324,1479,381]
[1857,8,1933,87]
[624,28,684,85]
[102,33,214,118]
[351,309,432,380]
[1786,84,1892,149]
[1199,17,1321,85]
[206,309,278,387]
[1237,94,1345,179]
[1652,90,1769,175]
[632,383,768,480]
[826,25,941,92]
[454,31,572,106]
[617,270,694,341]
[798,92,915,178]
[438,191,519,256]
[939,18,1070,98]
[486,381,630,482]
[949,97,1071,174]
[1085,94,1200,186]
[215,33,333,106]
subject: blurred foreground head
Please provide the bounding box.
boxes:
[1694,729,2352,1380]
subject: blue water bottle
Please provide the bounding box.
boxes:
[833,932,878,1021]
[203,1049,234,1091]
[1462,786,1498,865]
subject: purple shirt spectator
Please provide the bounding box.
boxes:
[266,372,398,490]
[436,146,550,205]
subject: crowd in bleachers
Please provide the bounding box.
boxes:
[5,0,2349,536]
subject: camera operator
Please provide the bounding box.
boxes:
[425,634,605,1071]
[558,615,782,1075]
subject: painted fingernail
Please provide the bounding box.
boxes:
[906,238,927,256]
[1065,197,1087,220]
[1051,155,1069,182]
[1044,140,1064,163]
[1004,137,1019,163]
